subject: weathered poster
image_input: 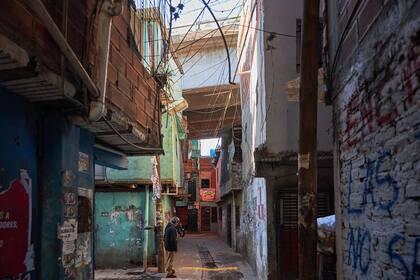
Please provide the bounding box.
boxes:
[58,219,77,258]
[64,206,76,218]
[62,240,76,255]
[151,157,161,202]
[58,219,77,241]
[64,191,77,206]
[0,169,34,278]
[78,152,89,173]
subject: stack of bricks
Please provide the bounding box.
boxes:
[329,0,420,279]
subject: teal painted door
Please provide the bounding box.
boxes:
[95,192,145,268]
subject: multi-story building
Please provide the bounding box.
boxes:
[179,139,201,232]
[173,20,241,235]
[0,1,165,279]
[93,6,187,268]
[236,0,334,279]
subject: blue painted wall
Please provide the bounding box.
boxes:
[40,116,95,279]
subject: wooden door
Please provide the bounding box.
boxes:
[176,206,188,229]
[277,191,333,279]
[279,193,298,279]
[201,206,211,231]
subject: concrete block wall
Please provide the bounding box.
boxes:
[328,1,420,279]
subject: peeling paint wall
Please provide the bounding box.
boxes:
[241,178,268,279]
[41,118,95,280]
[95,192,146,268]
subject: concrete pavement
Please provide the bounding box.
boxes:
[95,233,256,279]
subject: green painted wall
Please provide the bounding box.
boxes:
[95,192,146,268]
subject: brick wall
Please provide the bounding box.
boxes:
[0,0,91,74]
[107,1,160,140]
[328,1,420,279]
[0,0,160,141]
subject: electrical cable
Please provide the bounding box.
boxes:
[172,0,211,54]
[186,1,241,137]
[201,0,235,85]
[102,117,163,152]
[233,23,296,38]
[232,1,257,81]
[328,0,362,102]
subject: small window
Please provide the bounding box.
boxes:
[201,179,210,189]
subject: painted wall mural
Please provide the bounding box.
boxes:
[0,169,34,279]
[200,189,216,202]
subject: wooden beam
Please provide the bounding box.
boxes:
[183,84,239,96]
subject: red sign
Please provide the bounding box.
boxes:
[200,189,216,202]
[0,170,33,278]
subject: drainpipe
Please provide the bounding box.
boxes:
[27,0,99,98]
[89,0,122,121]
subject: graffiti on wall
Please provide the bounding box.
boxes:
[346,227,420,279]
[342,36,420,278]
[342,41,418,150]
[347,151,399,215]
[0,169,34,279]
[388,234,420,280]
[346,227,372,274]
[257,186,265,220]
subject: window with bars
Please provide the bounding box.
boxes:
[279,192,332,230]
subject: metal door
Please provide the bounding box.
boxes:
[95,192,145,268]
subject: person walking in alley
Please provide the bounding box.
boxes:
[164,217,180,278]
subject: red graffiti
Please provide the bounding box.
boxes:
[343,46,418,150]
[257,187,264,220]
[401,47,420,106]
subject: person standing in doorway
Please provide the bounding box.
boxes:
[164,216,180,278]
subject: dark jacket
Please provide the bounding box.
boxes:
[164,223,178,252]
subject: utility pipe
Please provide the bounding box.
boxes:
[89,0,122,121]
[26,0,100,98]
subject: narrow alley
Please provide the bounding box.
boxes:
[0,0,419,280]
[95,233,255,280]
